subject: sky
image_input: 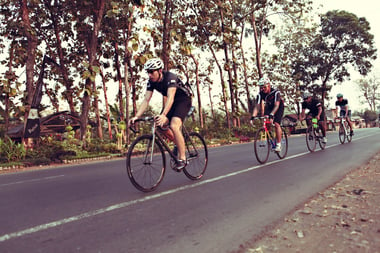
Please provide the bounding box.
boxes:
[313,0,380,111]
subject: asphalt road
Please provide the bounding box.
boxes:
[0,127,379,253]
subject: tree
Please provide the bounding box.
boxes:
[356,73,380,111]
[363,109,377,127]
[293,10,377,105]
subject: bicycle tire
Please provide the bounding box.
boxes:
[345,121,352,142]
[183,132,208,180]
[305,126,317,152]
[338,122,346,144]
[254,128,270,164]
[276,127,288,159]
[317,129,326,150]
[126,135,166,192]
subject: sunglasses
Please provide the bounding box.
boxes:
[147,69,156,74]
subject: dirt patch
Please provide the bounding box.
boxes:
[233,152,380,253]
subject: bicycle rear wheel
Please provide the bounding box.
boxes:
[345,121,352,142]
[338,123,346,144]
[183,132,208,180]
[254,128,270,164]
[126,135,166,192]
[276,127,288,159]
[305,126,317,152]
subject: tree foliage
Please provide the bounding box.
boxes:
[293,10,377,103]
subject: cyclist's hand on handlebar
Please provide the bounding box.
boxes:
[154,114,167,127]
[129,116,138,126]
[250,116,256,126]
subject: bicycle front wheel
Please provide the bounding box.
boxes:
[317,129,326,150]
[305,126,317,152]
[254,128,270,164]
[345,121,352,142]
[126,135,166,192]
[276,128,288,159]
[183,132,208,180]
[338,123,346,144]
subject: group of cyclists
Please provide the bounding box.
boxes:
[129,57,354,171]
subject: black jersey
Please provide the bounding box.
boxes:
[256,87,284,111]
[147,71,192,99]
[302,98,324,116]
[335,99,348,109]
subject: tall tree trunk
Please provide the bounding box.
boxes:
[218,2,236,127]
[251,13,263,78]
[80,0,105,143]
[20,0,38,146]
[43,0,75,113]
[93,81,103,139]
[114,42,125,122]
[100,69,113,139]
[162,0,173,70]
[190,54,203,128]
[239,23,252,113]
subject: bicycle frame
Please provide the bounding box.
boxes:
[127,108,208,192]
[336,116,352,144]
[253,116,288,164]
[261,117,276,148]
[305,117,325,152]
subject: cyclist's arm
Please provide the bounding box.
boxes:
[252,101,263,118]
[270,101,280,116]
[161,87,176,117]
[316,106,322,120]
[299,109,306,121]
[134,90,153,119]
[344,105,349,117]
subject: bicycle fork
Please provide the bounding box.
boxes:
[143,124,157,165]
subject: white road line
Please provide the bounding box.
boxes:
[0,175,65,188]
[0,133,374,242]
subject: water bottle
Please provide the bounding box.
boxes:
[312,118,318,128]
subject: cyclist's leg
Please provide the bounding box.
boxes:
[273,105,284,144]
[168,98,191,165]
[170,117,186,160]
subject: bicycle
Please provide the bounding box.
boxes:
[252,116,288,164]
[126,106,208,192]
[305,117,326,152]
[336,116,352,144]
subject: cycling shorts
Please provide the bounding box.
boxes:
[163,97,192,122]
[264,103,284,125]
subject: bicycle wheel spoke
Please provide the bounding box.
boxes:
[339,123,346,144]
[183,132,208,180]
[306,127,317,152]
[126,135,165,192]
[254,128,270,164]
[276,128,288,159]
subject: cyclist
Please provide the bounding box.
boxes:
[299,92,327,143]
[335,93,354,136]
[251,76,284,152]
[129,58,192,171]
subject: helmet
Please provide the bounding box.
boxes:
[144,58,164,70]
[302,92,312,100]
[258,77,270,86]
[337,93,343,98]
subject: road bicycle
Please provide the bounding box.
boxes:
[305,117,326,152]
[252,116,288,164]
[127,106,208,192]
[336,116,352,144]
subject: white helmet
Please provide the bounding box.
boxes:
[144,58,164,70]
[258,77,270,86]
[302,92,312,100]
